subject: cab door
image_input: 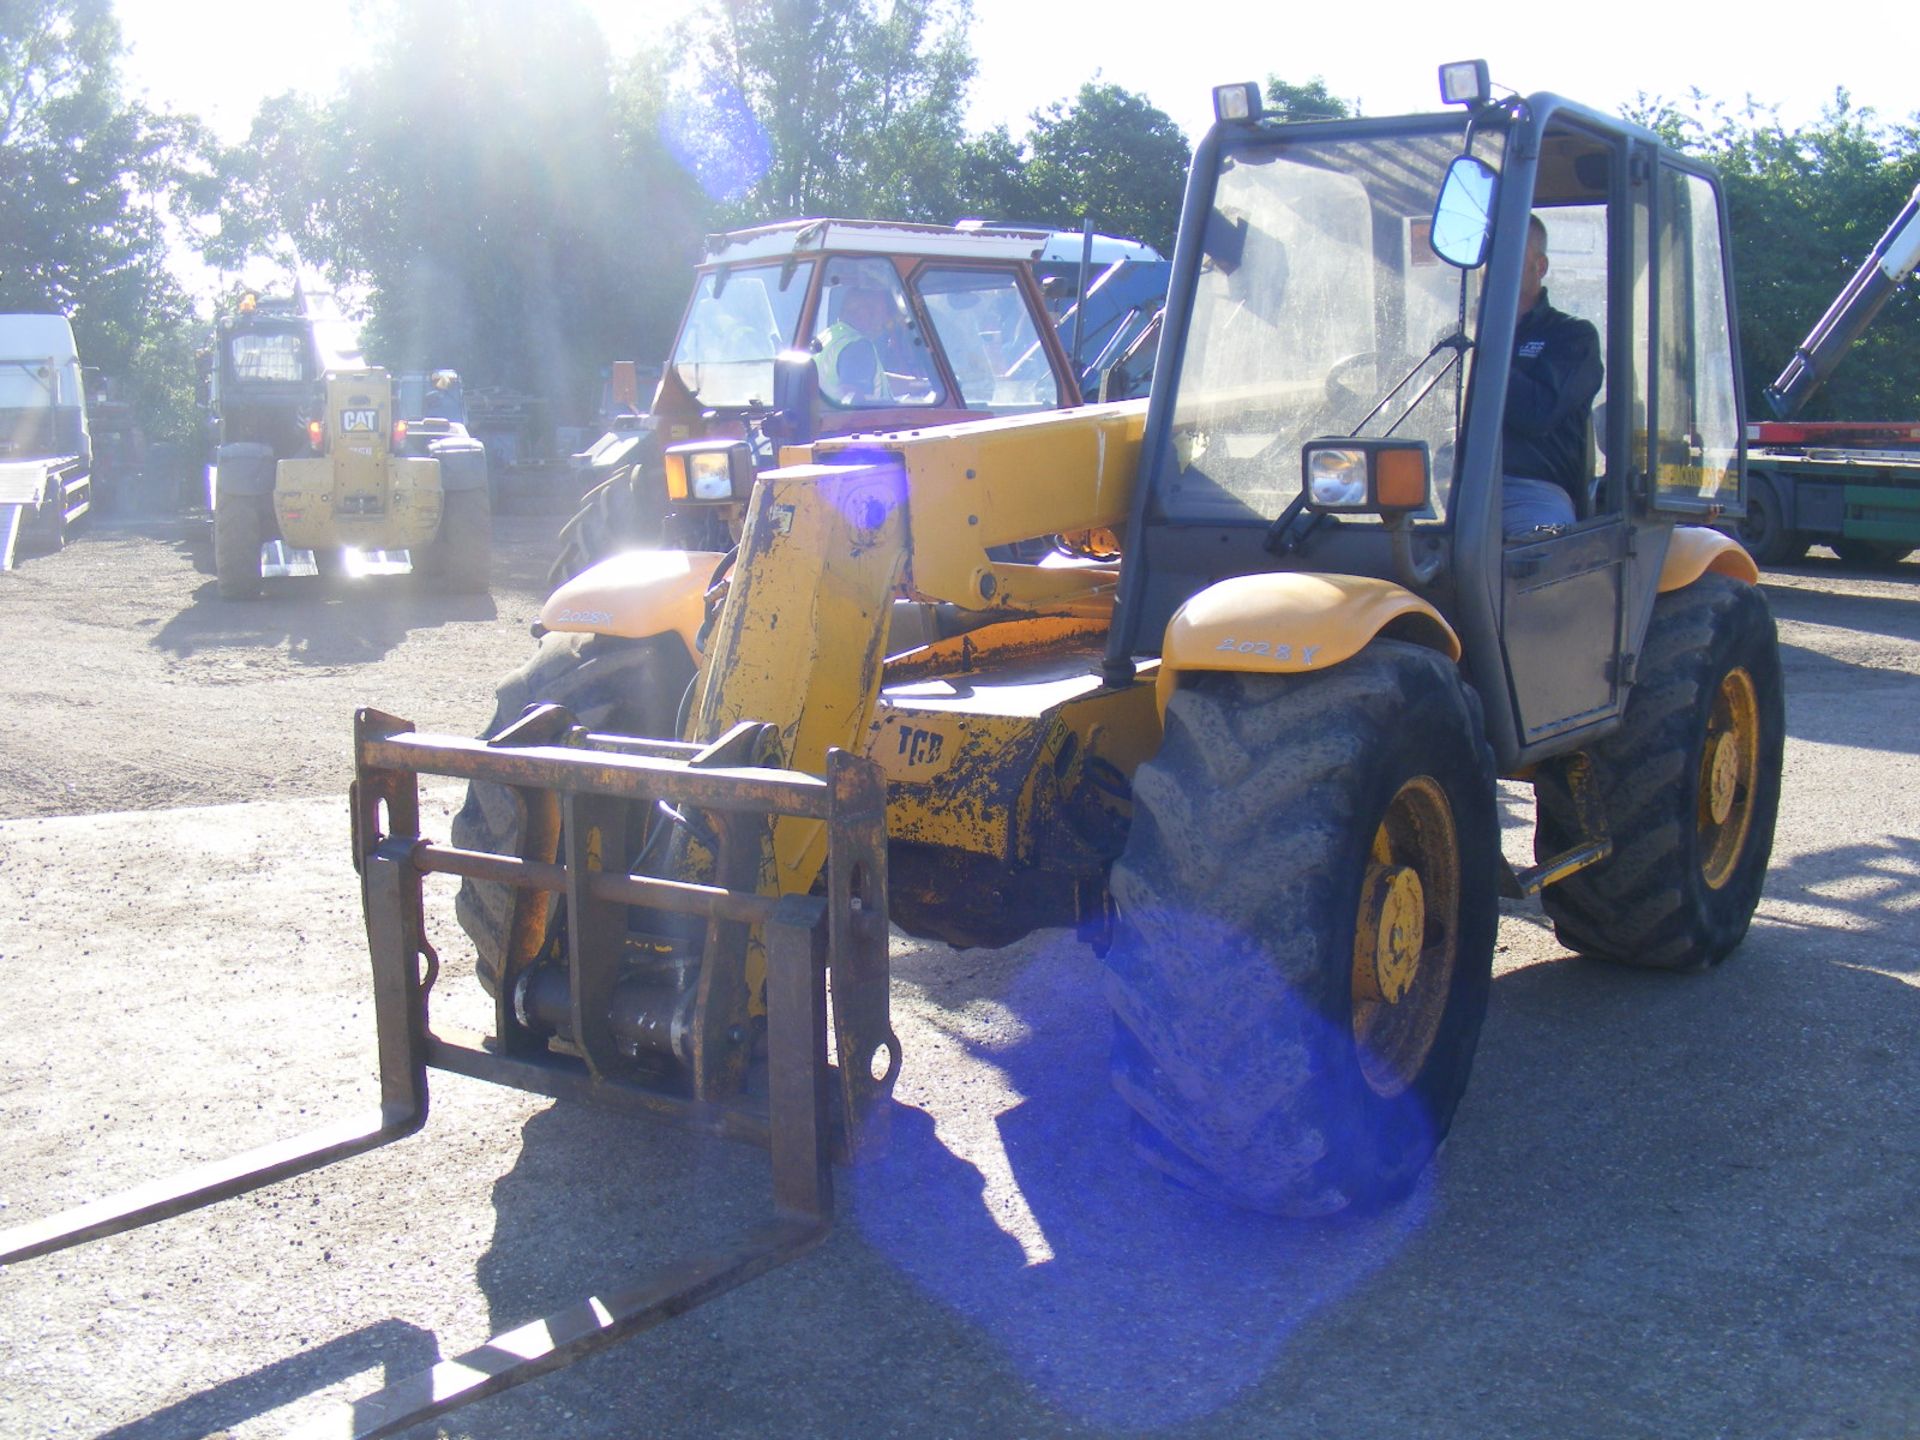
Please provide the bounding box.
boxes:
[1499,123,1634,750]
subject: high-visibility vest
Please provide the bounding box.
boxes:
[815,323,887,403]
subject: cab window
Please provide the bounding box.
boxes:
[915,267,1062,412]
[815,258,938,407]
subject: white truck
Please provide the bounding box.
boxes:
[0,313,92,569]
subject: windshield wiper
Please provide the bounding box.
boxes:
[1347,328,1471,438]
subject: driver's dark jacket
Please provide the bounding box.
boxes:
[1504,290,1603,505]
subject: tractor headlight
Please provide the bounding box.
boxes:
[1302,439,1431,514]
[663,440,756,503]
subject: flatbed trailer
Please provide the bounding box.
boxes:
[1741,420,1920,565]
[1,313,93,568]
[0,454,90,570]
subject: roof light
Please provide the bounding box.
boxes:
[1438,60,1491,109]
[1213,83,1262,124]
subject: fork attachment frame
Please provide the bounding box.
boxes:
[1,706,896,1440]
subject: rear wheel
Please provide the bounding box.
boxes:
[451,630,695,993]
[1737,474,1804,566]
[1830,538,1912,569]
[1104,644,1499,1216]
[1536,575,1782,969]
[24,479,68,553]
[213,493,265,599]
[548,461,663,587]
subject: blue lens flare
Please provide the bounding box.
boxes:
[848,928,1438,1429]
[660,81,770,206]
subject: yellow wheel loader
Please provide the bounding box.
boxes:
[4,64,1782,1435]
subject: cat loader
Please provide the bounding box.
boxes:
[208,292,492,597]
[0,64,1782,1436]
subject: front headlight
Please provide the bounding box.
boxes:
[686,450,734,500]
[663,440,756,503]
[1306,448,1370,509]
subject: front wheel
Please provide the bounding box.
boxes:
[1104,644,1500,1216]
[425,486,493,593]
[1535,575,1783,969]
[451,630,695,994]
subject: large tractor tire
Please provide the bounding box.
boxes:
[451,630,695,994]
[213,493,266,599]
[1736,474,1805,567]
[548,462,664,587]
[424,485,493,593]
[1535,574,1782,970]
[1830,538,1913,570]
[1104,643,1500,1216]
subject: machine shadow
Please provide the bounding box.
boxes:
[462,828,1918,1436]
[97,1319,439,1440]
[149,525,504,667]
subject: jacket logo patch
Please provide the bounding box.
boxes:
[1517,340,1547,358]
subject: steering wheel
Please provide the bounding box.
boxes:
[1323,351,1380,406]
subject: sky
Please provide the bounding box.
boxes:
[111,0,1911,301]
[115,0,1914,149]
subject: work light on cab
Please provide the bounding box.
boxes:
[1213,83,1263,123]
[1302,438,1431,514]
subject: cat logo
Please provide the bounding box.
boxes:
[340,408,378,432]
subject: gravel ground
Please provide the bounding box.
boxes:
[0,513,1915,1440]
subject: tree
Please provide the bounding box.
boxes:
[672,0,975,222]
[0,0,214,442]
[213,0,710,421]
[1628,90,1920,421]
[1264,75,1358,122]
[1016,82,1188,254]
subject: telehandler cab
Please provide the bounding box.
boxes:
[2,65,1782,1436]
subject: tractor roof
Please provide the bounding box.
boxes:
[704,218,1062,266]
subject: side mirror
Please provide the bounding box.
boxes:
[767,349,820,446]
[1430,155,1498,269]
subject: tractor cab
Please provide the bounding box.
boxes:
[1109,73,1747,770]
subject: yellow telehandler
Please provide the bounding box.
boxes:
[2,63,1781,1436]
[208,294,492,597]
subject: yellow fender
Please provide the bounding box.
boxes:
[539,549,729,657]
[1659,525,1760,592]
[1156,572,1460,716]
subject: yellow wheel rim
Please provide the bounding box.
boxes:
[1352,776,1460,1099]
[1699,666,1760,891]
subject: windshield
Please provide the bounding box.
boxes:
[671,261,814,408]
[1159,130,1489,524]
[229,330,310,383]
[0,362,57,408]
